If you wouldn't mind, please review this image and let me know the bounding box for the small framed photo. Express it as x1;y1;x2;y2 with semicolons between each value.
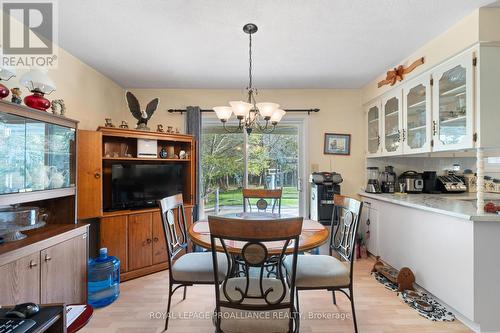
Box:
324;133;351;155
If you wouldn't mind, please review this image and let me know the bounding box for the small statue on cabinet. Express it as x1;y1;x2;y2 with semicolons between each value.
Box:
166;126;173;133
157;124;164;132
105;118;115;127
10;88;22;104
50;99;66;116
125;91;159;131
175;127;180;134
119;120;129;129
179;150;187;159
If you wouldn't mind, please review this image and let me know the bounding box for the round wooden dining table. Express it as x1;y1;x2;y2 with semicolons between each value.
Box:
188;212;329;255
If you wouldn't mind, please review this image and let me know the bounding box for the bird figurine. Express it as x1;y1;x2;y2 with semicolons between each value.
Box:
126;91;159;131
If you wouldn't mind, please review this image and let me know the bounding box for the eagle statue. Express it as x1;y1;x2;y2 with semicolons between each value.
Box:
126;91;159;131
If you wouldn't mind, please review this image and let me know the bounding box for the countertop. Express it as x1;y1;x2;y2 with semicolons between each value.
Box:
358;191;500;222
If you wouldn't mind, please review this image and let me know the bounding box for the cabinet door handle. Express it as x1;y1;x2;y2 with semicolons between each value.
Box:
44;255;52;262
432;120;437;136
94;172;101;179
29;260;38;268
153;237;159;242
402;129;406;142
397;130;401;142
146;238;152;244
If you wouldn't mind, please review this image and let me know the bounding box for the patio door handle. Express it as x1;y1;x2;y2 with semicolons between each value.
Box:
297;178;303;192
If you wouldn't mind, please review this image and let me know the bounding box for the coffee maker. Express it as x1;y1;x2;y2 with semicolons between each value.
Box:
365;167;381;193
380;166;396;193
310;172;343;224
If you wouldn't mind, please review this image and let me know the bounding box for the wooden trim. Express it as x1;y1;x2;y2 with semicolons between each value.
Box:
101;205;194;218
121;262;168;282
102;157;191;162
242;188;282;199
0;99;78;128
97;126;193;142
0;224;89;266
0;187;76;206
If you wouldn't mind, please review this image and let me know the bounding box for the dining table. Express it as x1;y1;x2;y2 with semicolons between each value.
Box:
188;212;329;255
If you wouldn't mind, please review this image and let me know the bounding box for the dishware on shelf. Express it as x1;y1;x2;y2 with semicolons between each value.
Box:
0;205;48;241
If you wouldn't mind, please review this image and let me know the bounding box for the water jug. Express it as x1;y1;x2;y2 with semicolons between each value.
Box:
88;248;120;308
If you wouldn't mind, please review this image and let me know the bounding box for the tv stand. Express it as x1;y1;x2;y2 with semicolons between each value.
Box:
77;127;196;281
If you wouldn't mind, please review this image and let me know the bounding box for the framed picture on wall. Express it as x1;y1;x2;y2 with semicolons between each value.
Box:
324;133;351;155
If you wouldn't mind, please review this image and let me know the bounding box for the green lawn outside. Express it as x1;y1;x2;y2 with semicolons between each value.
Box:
205;186;299;207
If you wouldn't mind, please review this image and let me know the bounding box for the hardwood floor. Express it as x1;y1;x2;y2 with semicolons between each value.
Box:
80;257;473;333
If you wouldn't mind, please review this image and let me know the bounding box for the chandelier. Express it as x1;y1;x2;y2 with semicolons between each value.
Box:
213;23;286;135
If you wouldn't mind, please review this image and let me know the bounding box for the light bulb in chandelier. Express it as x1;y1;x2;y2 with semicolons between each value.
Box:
229;101;252;119
213;106;233;122
270;109;286;124
256;102;279;120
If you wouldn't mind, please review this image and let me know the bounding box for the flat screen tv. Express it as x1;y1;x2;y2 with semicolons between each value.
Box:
109;163;184;210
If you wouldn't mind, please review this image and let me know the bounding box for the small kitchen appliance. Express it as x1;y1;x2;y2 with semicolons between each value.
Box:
398;171;424;193
365;167;381;193
437;172;467;193
380;166;396;193
422;171;441;194
310;172;343;224
137;139;157;158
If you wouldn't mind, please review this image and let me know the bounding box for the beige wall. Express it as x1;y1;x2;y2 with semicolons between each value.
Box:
361;10;480;103
126;89;364;196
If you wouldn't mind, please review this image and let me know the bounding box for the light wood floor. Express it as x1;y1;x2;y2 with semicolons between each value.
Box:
80;257;473;333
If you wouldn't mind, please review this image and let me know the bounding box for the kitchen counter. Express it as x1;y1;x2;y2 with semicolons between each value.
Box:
358;192;500;222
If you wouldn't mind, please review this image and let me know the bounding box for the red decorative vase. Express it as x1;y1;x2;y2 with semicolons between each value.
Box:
24;91;51;111
0;83;9;99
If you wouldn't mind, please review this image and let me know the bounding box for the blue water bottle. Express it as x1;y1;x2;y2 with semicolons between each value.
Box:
88;248;120;308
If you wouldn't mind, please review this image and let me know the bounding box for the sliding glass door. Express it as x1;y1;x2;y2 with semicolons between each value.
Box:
200;119;305;218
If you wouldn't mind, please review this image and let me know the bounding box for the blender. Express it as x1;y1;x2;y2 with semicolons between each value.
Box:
380;166;396;193
365;167;381;193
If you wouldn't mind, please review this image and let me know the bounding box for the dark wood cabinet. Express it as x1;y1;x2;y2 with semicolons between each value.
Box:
0;253;40;305
152;212;168;265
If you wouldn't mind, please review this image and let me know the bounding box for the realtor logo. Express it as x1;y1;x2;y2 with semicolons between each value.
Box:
1;0;58;67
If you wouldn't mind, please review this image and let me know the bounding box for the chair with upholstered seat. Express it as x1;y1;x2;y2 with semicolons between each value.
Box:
242;188;282;214
158;194;228;331
284;195;362;333
208;215;303;333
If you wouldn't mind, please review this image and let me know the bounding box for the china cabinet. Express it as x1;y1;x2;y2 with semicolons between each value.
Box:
402;75;432;154
366;101;382;157
431;51;474;152
381;90;403;155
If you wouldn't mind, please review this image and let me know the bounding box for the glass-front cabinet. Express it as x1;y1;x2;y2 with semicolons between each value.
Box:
366;101;381;156
0;108;76;196
432;51;474;151
403;76;432;154
382;91;403;155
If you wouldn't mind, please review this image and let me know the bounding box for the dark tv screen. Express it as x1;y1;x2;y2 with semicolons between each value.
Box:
109;163;183;210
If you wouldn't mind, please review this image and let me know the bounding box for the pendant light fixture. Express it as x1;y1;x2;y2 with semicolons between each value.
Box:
213;23;285;134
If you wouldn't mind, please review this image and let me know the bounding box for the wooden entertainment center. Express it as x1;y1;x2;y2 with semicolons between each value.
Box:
77;127;196;281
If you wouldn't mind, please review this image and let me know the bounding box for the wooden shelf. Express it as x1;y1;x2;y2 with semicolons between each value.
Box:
0;187;76;206
102;157;191;162
440;115;466;125
0;99;78;128
102;204;195;218
97;126;193;142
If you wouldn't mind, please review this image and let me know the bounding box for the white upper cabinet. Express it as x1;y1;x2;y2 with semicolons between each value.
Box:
431;51;475;152
381;90;403;156
402;75;432;154
366;101;382;157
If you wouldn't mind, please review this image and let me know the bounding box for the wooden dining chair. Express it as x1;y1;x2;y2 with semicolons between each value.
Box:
208;215;303;333
158;194;228;331
283;195;363;333
242;188;282;214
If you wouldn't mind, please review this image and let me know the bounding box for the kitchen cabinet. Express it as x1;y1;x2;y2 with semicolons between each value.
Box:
40;234;87;304
100;215;128;272
381;90;403;155
402;75;432;154
366;101;382;157
152;211;168;265
128;212;153;271
0;253;40;305
359;201;378;256
432;50;475;152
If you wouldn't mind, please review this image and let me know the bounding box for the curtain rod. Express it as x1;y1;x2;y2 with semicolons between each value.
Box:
167;108;320;115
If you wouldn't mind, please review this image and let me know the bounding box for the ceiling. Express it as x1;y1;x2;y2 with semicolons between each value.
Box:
58;0;498;89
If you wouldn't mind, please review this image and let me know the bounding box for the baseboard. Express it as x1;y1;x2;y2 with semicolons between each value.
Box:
121;262;169;282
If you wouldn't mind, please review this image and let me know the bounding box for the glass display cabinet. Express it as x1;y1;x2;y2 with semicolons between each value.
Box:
0;101;77;205
382;92;403;155
366;102;381;156
403;76;432;154
432;52;474;151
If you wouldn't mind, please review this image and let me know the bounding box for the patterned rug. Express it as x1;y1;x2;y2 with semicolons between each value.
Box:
373;272;455;322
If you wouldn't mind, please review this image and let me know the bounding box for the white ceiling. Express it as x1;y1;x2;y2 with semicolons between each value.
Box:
58;0;498;89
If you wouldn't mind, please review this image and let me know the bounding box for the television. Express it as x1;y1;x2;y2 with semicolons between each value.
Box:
108;163;184;210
